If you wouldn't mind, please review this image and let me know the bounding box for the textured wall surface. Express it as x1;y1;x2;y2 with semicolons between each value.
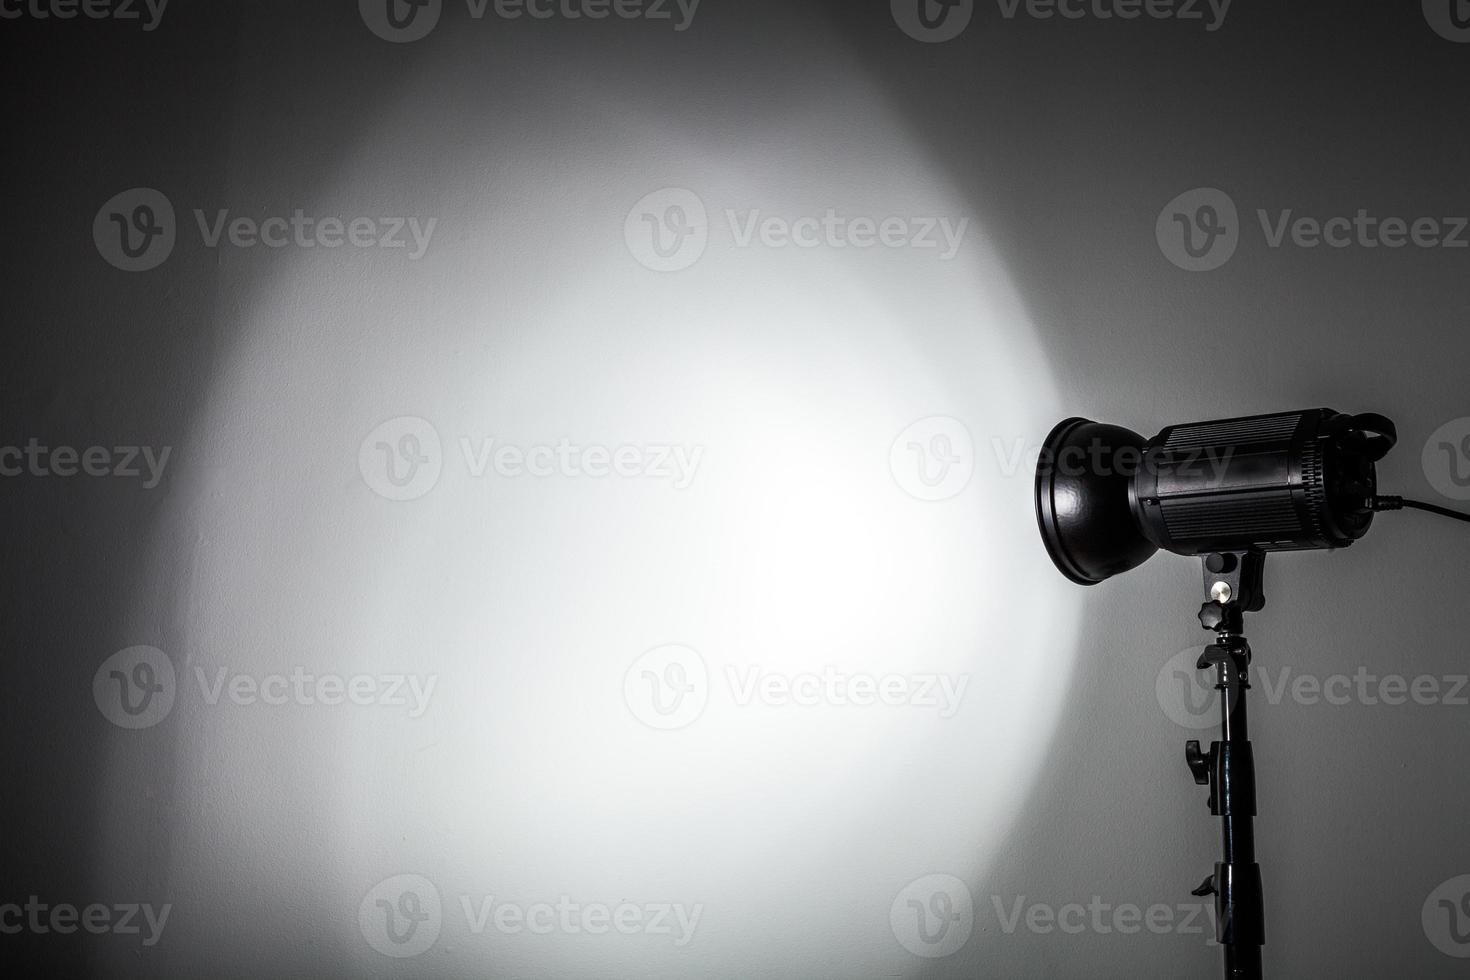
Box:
4;2;1470;978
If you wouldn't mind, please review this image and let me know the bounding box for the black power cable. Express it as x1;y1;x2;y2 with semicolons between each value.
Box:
1372;495;1470;525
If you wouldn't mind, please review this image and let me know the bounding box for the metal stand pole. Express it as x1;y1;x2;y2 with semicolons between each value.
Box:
1185;551;1267;979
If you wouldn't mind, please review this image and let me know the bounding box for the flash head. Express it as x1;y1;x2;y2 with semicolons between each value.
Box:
1035;409;1398;586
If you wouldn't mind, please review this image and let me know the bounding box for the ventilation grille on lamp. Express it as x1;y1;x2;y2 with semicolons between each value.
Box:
1163;414;1303;452
1161;494;1301;542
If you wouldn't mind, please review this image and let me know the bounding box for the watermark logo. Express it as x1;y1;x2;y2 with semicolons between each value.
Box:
96;650;436;724
1424;875;1470;957
93;646;176;730
625;189;970;272
891;874;974;958
624;644;709;730
460;437;702;487
94;188;176;272
360;0;443;42
1157;187;1238;272
460;894;702;944
893;0;1229;40
487;0;700;29
360;876;701;953
995;0;1230;30
1155;646;1233;730
625;647;970;730
725;210;967;259
360;417;443;502
193;210;436;258
890;416;975;502
0;439;171;488
1256;210;1470;251
1423;418;1470;502
360;874;442;958
360;418;705;501
725;666;968;717
194;667;437;717
891;0;974;43
997;434;1232;485
1424;0;1470;42
0;898;172;946
626;188;709;272
0;0;169;30
361;0;698;41
1161;190;1470;272
1158;646;1470;726
95;192;437;270
990;894;1216;942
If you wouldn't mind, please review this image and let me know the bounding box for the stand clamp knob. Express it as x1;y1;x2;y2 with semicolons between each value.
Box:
1185;740;1212;785
1198;600;1227;632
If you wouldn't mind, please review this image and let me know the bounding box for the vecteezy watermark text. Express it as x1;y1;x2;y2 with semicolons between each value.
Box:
891;0;1230;44
1158;187;1470;272
996;434;1234;481
993;0;1230;29
194;667;437;718
0;898;171;947
359;874;702;959
459;437;702;487
889;418;1235;503
989;894;1217;943
624;645;970;730
1157;646;1470;729
359;416;704;502
889;874;1219;960
0;439;170;488
625;188;970;272
94;188;437;272
359;0;700;43
0;0;168;30
93;647;439;729
725;666;968;717
475;0;699;28
460;895;701;945
194;210;436;260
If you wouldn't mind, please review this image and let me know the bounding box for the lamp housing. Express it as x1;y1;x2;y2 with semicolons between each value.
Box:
1034;409;1397;585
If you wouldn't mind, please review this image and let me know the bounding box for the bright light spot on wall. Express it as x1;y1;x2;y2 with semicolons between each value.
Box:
104;29;1082;978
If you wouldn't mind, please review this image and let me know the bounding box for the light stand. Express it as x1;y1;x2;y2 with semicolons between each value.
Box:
1029;410;1366;975
1034;408;1470;979
1185;550;1267;980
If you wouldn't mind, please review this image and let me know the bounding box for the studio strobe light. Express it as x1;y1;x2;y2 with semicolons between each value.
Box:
1035;408;1398;585
1034;408;1469;980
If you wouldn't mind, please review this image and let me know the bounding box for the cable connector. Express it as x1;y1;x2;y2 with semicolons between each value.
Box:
1373;495;1470;525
